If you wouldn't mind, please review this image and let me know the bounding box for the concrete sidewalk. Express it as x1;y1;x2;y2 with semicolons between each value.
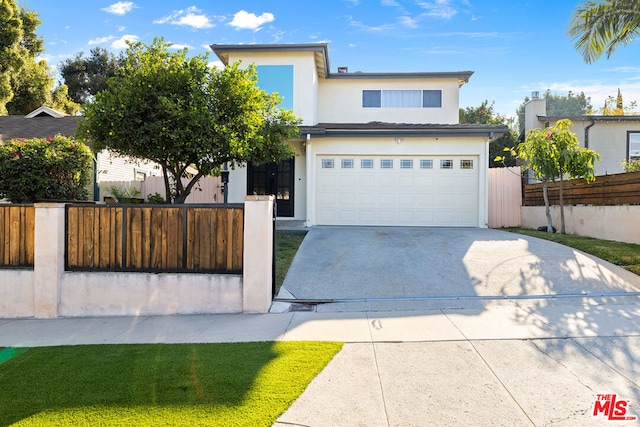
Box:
1;298;639;426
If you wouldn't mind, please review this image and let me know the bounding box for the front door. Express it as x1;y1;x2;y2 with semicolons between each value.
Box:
247;158;294;217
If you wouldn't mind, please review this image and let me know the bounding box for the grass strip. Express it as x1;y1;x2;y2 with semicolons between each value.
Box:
0;341;342;426
276;232;306;294
505;228;640;275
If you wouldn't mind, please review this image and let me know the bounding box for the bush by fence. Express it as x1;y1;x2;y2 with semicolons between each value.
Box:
524;171;640;206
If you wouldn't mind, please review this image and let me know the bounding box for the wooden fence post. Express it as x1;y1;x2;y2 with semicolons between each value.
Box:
242;195;274;313
33;203;66;318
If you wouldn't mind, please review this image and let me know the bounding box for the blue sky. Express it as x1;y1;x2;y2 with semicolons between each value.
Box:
25;0;640;120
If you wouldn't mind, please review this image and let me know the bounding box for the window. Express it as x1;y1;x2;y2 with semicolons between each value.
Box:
460;159;474;169
382;90;422;108
256;65;294;110
134;169;146;181
363;90;381;108
380;159;393;169
341;159;354;169
629;132;640;161
322;159;334;168
361;159;374;169
423;90;442;108
362;89;442;108
440;159;453;169
400;159;413;169
420;159;433;169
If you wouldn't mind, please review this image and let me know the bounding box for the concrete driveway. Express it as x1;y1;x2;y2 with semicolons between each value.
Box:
277;226;640;312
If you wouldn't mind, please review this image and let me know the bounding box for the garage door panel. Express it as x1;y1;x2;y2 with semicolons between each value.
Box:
316;155;478;226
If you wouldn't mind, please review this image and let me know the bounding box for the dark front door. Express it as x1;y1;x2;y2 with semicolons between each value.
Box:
247;158;294;217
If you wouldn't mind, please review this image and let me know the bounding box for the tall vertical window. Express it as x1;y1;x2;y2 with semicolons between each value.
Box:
629;132;640;161
256;65;294;110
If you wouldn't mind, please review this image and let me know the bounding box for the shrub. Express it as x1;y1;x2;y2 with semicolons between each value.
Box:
622;159;640;172
0;135;93;203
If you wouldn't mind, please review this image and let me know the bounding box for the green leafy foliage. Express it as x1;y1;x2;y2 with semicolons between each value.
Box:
622;158;640;172
79;38;301;203
0;0;78;115
516;90;592;131
60;47;121;105
517;119;600;233
569;0;640;63
0;135;93;203
459;100;517;167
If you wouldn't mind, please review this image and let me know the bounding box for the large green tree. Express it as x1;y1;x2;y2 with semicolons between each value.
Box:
0;0;77;115
516;90;592;131
79;38;301;204
0;135;93;203
460;100;517;167
60;47;121;104
517;119;600;234
569;0;640;63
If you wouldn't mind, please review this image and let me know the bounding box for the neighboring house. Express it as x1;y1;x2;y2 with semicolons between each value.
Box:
523;93;640;175
0;106;160;201
212;43;507;227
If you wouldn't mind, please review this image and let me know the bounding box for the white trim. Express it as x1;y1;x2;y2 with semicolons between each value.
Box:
25;106;69;119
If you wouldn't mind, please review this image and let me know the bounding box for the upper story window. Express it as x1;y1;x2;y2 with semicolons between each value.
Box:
362;90;442;108
629;132;640;161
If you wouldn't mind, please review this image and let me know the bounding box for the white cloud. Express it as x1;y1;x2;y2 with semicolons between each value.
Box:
111;34;139;49
209;60;224;69
399;16;419;28
89;35;116;45
168;43;193;50
102;1;136;16
346;15;394;32
417;0;459;19
154;6;214;29
117;25;126;32
229;10;275;31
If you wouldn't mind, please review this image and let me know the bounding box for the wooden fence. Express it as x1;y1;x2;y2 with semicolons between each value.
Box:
66;204;243;273
0;205;34;268
488;166;522;228
524;171;640;206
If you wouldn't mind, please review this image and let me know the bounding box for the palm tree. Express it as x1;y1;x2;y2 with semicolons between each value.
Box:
568;0;640;63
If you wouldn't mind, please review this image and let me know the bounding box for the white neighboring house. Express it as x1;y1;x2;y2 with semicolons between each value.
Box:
211;43;507;227
523;93;640;175
0;106;161;201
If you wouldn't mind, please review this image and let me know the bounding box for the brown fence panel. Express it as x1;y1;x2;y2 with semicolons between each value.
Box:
524;171;640;206
0;205;34;268
66;204;243;273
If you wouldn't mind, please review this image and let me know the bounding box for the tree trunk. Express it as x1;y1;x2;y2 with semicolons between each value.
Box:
558;175;565;234
174;172;205;204
542;181;553;232
162;165;173;203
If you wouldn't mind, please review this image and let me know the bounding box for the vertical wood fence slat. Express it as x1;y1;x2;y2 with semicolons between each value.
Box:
64;204;242;273
0;206;35;268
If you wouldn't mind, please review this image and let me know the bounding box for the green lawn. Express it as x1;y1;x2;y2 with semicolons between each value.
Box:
0;341;342;426
505;228;640;275
275;232;306;294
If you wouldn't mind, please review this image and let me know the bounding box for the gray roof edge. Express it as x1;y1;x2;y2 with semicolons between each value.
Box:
327;71;474;81
211;43;329;61
300;124;507;138
539;115;640;122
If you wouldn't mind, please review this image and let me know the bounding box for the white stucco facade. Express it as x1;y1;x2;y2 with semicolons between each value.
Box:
212;43;505;227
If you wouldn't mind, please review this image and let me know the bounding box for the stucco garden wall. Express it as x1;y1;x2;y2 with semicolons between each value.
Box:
521;205;640;244
0;196;275;318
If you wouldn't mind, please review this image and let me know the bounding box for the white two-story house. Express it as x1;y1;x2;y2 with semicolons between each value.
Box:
211;43;507;227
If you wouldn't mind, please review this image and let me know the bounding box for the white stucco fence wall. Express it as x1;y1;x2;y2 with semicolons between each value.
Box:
521;205;640;244
0;196;275;318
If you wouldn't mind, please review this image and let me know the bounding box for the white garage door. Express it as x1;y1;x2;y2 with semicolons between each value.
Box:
316;156;479;226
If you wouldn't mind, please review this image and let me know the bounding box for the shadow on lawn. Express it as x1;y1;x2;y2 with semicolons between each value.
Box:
0;342;279;425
